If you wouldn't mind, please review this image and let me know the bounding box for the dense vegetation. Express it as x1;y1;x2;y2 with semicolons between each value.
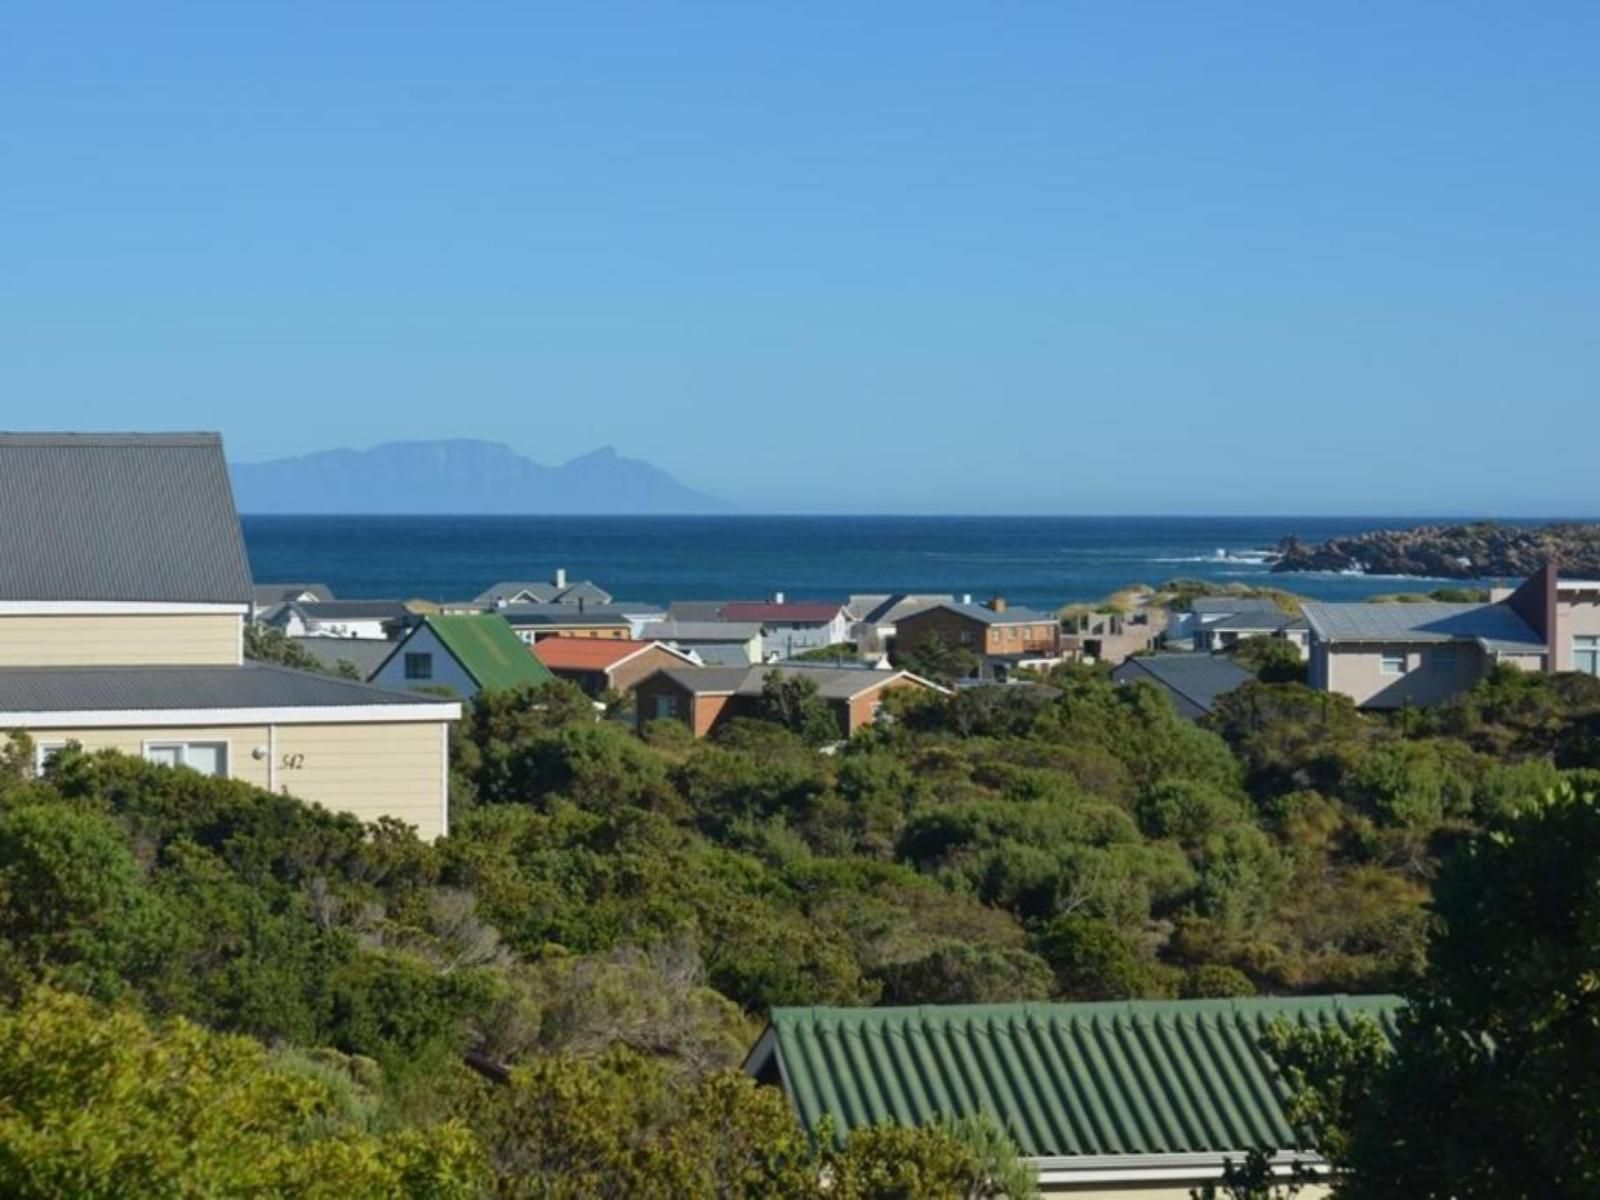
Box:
2;659;1599;1192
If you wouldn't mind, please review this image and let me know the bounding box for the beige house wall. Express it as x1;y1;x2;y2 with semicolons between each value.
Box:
274;722;447;840
31;724;272;789
1556;591;1600;672
1325;641;1489;708
30;718;449;841
0;613;241;666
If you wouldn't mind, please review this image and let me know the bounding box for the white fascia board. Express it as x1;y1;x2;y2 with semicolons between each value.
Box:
1030;1150;1325;1186
1;703;462;729
0;601;250;615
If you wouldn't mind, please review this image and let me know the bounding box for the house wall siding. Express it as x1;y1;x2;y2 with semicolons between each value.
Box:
31;718;449;840
369;626;479;698
1557;591;1600;673
0;613;242;666
609;646;694;693
1326;642;1488;708
273;721;448;840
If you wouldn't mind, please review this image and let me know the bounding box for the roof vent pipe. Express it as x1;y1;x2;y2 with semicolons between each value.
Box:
554;567;567;589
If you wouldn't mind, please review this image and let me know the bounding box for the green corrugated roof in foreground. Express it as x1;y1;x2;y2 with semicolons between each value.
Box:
753;996;1402;1157
425;614;554;690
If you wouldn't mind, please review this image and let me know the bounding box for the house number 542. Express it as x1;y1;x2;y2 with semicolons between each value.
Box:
280;753;306;770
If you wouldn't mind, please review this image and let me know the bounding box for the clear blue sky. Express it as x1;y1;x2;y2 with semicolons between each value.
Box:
2;3;1596;514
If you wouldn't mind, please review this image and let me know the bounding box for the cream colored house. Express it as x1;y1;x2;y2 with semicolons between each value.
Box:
0;432;459;839
1304;563;1600;709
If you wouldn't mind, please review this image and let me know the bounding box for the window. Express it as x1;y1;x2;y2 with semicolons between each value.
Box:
654;693;679;719
144;741;228;778
1576;635;1600;677
34;741;67;775
1432;645;1460;673
405;652;433;680
1380;650;1408;676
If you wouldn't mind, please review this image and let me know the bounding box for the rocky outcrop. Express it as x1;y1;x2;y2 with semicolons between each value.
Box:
1271;523;1600;579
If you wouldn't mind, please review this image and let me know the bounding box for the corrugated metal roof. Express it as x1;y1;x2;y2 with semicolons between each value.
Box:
0;432;253;603
1301;601;1545;651
534;637;660;671
0;663;444;712
750;996;1402;1158
497;603;634;626
424;615;554;690
293;601;412;621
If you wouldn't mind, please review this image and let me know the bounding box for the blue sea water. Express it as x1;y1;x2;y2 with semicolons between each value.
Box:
240;515;1525;611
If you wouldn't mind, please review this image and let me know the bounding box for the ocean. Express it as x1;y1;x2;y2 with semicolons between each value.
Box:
240;515;1518;611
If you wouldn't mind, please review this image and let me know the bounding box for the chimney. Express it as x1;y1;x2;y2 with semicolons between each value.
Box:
772;591;785;605
961;593;973;605
988;596;1007;613
554;567;567;589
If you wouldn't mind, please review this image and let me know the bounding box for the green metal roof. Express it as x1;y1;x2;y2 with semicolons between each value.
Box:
748;996;1402;1158
424;614;554;690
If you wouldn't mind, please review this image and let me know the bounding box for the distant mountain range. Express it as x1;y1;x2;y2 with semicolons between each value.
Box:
229;440;727;514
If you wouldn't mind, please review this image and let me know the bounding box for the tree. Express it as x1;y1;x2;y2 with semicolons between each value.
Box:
1327;782;1600;1197
1227;636;1307;684
897;633;979;686
243;623;360;678
0;987;482;1198
758;671;844;746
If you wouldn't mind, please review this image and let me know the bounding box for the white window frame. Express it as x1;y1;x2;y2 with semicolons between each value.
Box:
1379;649;1408;677
141;740;231;779
1575;635;1600;677
33;740;69;775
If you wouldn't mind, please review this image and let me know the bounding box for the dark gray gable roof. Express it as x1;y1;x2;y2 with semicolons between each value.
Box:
1191;596;1284;615
293;600;412;621
474;581;559;605
1207;610;1296;633
1113;653;1254;716
922;602;1059;626
0;432;253;604
0;663;445;712
287;637;396;679
497;603;633;626
551;581;613;606
253;582;334;606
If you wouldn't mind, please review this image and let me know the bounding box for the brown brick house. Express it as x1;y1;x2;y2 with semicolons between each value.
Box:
634;664;946;739
532;637;697;698
893;599;1062;659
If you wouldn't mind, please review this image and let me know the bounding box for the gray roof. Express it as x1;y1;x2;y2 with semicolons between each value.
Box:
682;643;756;667
475;579;615;607
667;600;739;622
290;600;412;622
656;663;921;701
1207;610;1297;633
287;637;396;679
474;581;559;605
853;593;954;626
1190;596;1285;615
253;583;334;607
1112;654;1254;718
0;432;253;604
497;603;633;626
919;602;1058;627
637;620;763;642
0;663;447;713
1301;601;1546;653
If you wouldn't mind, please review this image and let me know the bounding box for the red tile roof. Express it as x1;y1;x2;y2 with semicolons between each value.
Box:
720;602;844;624
532;638;657;671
